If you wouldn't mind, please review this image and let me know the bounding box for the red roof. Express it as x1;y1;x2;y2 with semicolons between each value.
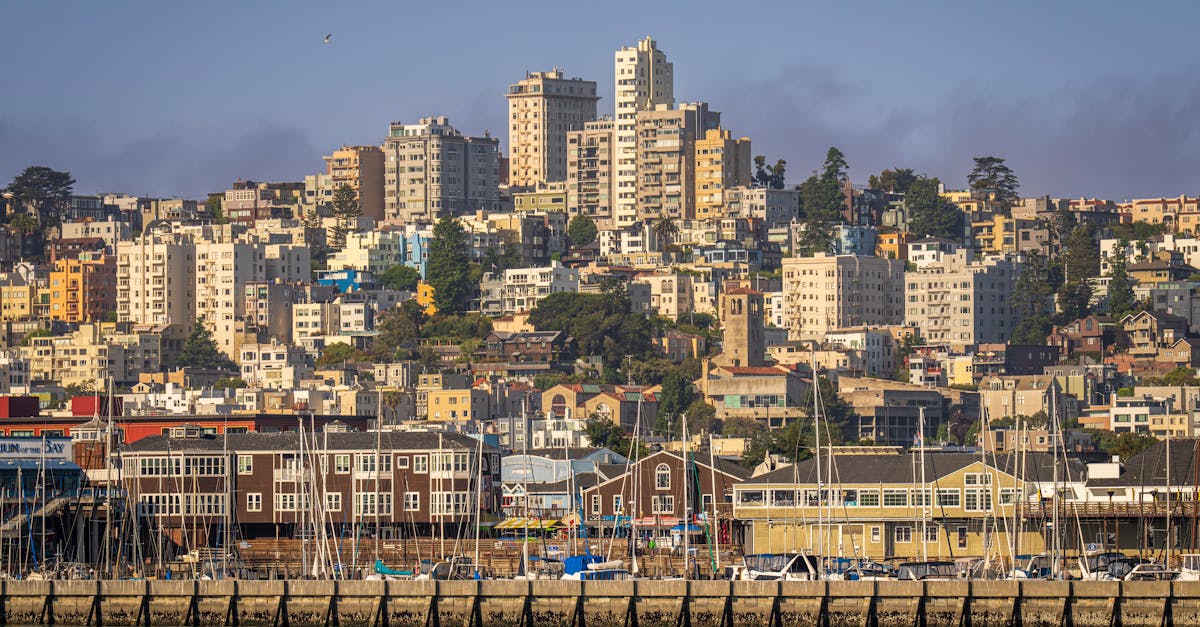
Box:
724;287;762;296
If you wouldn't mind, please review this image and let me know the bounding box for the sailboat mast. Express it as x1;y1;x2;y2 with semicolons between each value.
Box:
682;410;689;579
919;405;927;562
375;395;383;564
812;351;823;558
708;434;720;573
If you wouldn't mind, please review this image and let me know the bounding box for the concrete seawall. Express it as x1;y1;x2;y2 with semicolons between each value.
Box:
0;579;1196;626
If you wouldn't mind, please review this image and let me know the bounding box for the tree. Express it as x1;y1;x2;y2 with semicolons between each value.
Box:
1058;224;1099;321
567;214;598;248
528;291;653;372
380;264;420;292
214;377;248;390
656;371;696;434
1085;430;1157;461
1106;247;1139;319
868;168;918;194
369;301;425;362
177;320;236;371
650;215;679;253
795;147;849;256
686;399;718;434
206;195;226;224
585;419;645;459
905;176;963;239
967;156;1020;212
329;184;360;251
5;166;74;227
753;155;787;189
1144;366;1200;387
426;217;473;315
316;342;358;367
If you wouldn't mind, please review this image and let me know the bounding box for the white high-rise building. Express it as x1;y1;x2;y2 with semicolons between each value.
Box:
116;227;196;327
506;69;598;188
904;249;1016;349
195;241;266;358
614;37;674;227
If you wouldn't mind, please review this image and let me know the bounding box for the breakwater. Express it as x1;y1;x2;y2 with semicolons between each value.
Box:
1;579;1197;626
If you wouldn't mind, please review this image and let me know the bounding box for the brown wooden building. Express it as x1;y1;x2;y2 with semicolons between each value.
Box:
579;450;749;539
119;427;500;549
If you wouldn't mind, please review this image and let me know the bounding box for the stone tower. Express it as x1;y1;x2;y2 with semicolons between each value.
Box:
719;287;764;367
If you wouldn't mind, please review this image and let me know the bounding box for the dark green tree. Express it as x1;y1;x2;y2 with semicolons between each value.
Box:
5;166;74;227
1058;224;1099;321
868;168;918;194
753;155;787;189
967;156;1020;212
905;176;963;239
567;214;598;248
427;217;473;315
369;301;425;362
380;264;420;292
795;147;849;256
316;342;358;367
528;291;653;372
1106;246;1139;319
1144;366;1200;387
329;184;360;251
177;320;236;371
650;215;679;253
685;399;718;434
656;371;696;434
205;195;226;224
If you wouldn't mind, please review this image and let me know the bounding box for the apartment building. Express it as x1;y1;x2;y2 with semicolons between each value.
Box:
635;102;720;221
904;249;1015;348
725;186;802;226
694;129;751;221
614;37;674;227
566;117;617;229
60;218;132;252
322;145;385;220
781;254;905;340
631;272;693;321
381;116;500;224
478;261;579;316
222;181;301;224
116;228;196;328
506;69;599;187
48;252;115;323
326;230;404;274
26;323;161;387
195;241;266;358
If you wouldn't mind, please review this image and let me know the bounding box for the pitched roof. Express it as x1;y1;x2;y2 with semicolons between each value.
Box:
122;431;499;454
746;451;1080;486
1087;439;1200;488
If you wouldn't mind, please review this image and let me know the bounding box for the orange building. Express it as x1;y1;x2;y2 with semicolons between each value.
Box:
49;251;116;323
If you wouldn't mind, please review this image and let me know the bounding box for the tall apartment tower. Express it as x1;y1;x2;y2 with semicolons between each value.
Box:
382;116;501;224
566;117;617;229
615;37;674;227
781;253;906;340
635;102;720;221
506;69;599;188
695;129;752;221
116;227;197;327
323;145;385;220
718;287;765;367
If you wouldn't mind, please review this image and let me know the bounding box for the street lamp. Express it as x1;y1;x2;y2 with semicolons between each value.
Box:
1;192;13;218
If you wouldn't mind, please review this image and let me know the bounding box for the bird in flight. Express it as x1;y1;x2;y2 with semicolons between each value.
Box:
323;34;332;44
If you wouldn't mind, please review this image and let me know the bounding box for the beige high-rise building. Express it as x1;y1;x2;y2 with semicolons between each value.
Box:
195;241;266;358
635;103;720;221
615;37;674;227
116;227;196;327
323;145;385;220
566;117;616;229
382;116;501;224
506;69;598;188
695;129;752;221
904;249;1015;349
781;253;905;340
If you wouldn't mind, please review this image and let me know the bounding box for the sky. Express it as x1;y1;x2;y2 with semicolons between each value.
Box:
2;1;1199;201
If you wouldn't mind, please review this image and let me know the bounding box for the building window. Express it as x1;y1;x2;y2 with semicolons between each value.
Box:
936;489;961;508
414;455;428;473
405;492;420;511
335;455;350;474
859;490;880;507
652;495;674;514
247;493;262;512
925;526;938;543
397;455;409;470
591;495;601;515
326;492;342;512
965;488;993;512
883;489;908;507
655;463;671;490
238;455;253;475
871;526;881;543
613;495;624;514
895;526;912;543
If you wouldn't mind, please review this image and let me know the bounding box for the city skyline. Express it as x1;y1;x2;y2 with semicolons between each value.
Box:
2;1;1199;200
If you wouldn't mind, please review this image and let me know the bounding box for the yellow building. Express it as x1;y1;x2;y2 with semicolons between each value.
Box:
416;281;438;316
694;128;751;221
49;252;116;323
0;278;36;322
734;449;1058;561
1118;196;1200;230
426;388;490;422
511;181;568;213
875;231;911;260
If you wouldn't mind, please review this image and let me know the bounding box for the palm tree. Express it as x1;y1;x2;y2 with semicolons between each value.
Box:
650;215;679;254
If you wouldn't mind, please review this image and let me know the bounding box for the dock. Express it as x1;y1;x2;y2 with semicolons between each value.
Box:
3;579;1199;626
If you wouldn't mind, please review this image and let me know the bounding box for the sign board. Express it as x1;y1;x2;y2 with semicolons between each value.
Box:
0;437;71;461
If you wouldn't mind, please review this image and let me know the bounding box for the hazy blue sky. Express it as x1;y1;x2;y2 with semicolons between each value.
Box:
2;1;1198;201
